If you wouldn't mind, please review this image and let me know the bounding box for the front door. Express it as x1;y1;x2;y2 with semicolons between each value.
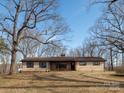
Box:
71;62;75;70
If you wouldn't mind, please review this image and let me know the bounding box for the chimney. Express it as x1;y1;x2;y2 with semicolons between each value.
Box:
61;53;65;57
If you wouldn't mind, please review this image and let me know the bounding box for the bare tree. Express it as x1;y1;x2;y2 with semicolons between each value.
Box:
18;17;69;58
18;38;67;58
0;37;10;74
40;43;67;57
0;0;61;74
68;39;106;57
91;0;124;63
89;0;124;70
0;37;7;52
0;53;10;74
18;38;40;58
90;0;118;8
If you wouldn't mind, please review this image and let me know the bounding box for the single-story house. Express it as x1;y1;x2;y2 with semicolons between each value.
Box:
21;57;105;72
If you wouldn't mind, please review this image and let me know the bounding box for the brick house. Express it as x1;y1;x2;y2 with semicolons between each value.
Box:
21;57;105;72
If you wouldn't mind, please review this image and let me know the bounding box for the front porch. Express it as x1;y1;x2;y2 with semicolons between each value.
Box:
49;62;75;71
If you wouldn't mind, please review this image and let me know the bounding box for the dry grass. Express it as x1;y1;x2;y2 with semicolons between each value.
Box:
0;87;123;93
81;71;124;81
115;65;124;75
0;71;123;93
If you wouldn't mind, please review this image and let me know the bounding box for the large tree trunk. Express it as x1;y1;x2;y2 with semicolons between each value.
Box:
110;48;113;71
9;44;17;75
122;52;124;65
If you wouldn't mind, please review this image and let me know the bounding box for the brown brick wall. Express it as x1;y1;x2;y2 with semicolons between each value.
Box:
76;62;104;71
22;62;49;72
22;61;104;72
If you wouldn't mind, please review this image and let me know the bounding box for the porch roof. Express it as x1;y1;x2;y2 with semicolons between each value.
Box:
21;57;105;62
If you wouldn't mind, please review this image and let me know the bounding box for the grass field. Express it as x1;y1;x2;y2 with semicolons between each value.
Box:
0;71;123;93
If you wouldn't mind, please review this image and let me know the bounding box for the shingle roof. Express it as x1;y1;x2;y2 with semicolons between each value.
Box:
21;57;105;62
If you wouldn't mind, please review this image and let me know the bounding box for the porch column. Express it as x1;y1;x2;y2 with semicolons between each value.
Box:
46;62;50;72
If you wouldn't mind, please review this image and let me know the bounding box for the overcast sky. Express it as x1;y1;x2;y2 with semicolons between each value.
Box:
58;0;103;49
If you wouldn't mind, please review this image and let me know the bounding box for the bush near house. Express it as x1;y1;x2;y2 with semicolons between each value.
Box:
115;65;124;75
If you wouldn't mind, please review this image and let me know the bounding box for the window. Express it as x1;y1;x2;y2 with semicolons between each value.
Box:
79;62;87;66
39;62;46;68
27;62;34;68
93;62;100;65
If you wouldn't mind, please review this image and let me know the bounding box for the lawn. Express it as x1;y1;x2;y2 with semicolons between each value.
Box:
0;71;123;93
81;71;124;81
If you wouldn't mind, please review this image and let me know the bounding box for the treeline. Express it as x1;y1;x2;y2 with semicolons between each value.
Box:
90;0;124;71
